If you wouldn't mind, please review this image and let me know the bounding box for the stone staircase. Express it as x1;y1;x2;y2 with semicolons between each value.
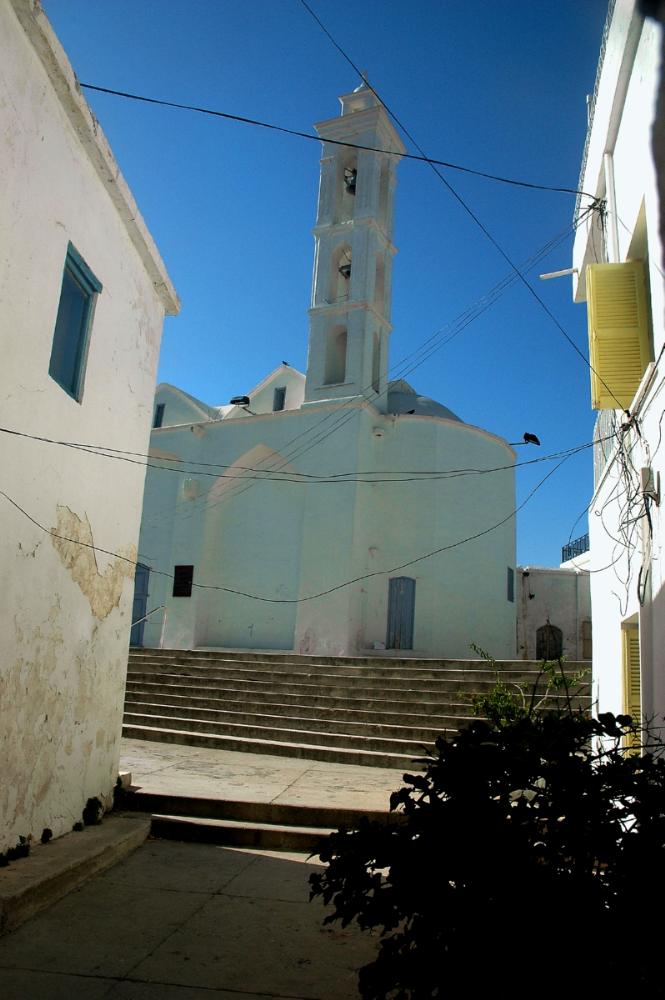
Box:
123;648;591;770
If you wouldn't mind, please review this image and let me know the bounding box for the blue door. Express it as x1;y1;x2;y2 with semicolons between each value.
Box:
130;563;151;647
387;577;416;650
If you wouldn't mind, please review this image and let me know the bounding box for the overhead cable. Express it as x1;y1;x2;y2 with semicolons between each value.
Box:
79;81;593;198
297;0;623;411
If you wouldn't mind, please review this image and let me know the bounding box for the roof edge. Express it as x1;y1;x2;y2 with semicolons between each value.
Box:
10;0;180;316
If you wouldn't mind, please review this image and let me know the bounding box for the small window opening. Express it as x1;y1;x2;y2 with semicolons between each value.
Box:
49;242;102;401
507;567;515;603
374;257;385;314
153;403;166;428
173;565;194;597
372;332;380;393
378;160;390;226
273;386;287;411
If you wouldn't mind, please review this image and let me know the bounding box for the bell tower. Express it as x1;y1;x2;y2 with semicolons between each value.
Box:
303;81;406;411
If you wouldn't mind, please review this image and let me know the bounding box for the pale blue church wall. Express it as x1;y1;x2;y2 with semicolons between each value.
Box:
139;401;365;651
344;409;516;659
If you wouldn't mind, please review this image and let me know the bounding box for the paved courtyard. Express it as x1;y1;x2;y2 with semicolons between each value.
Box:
0;838;376;999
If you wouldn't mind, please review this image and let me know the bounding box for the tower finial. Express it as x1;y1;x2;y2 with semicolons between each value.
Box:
353;70;370;92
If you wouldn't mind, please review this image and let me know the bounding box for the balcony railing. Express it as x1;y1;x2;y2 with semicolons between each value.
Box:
561;533;590;563
574;0;617;223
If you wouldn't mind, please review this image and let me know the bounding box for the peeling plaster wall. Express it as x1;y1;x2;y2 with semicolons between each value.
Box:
0;1;174;851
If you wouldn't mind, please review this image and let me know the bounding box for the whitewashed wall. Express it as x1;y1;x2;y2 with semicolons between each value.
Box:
572;3;664;720
0;0;177;852
140;398;516;659
515;567;591;662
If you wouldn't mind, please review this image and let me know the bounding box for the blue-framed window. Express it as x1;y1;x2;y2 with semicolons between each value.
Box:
49;243;102;401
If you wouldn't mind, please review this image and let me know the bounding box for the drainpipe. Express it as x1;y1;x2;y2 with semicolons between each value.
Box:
603;152;620;263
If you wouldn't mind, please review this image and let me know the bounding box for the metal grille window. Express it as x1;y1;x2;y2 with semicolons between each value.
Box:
173;565;194;597
153;403;166;428
49;243;102;401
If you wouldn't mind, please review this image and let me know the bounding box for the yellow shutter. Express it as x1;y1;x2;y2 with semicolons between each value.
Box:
586;262;651;410
622;624;641;749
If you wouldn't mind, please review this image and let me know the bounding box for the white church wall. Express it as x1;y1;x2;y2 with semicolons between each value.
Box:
516;567;591;662
136;81;516;664
244;366;306;415
350;411;516;658
153;384;217;428
139;400;517;659
0;0;177;852
141;402;364;652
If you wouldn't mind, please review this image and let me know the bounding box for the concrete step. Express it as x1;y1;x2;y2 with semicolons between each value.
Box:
124;689;469;726
127;656;586;686
130;648;591;673
119;790;401;830
125;676;590;712
124;649;591;768
0;815;150;936
121;722;428;769
123;699;463;740
150;814;334;852
127;671;588;703
122;710;434;756
119;789;403;852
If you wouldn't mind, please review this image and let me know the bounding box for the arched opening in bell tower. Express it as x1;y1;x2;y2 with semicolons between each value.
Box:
324;325;348;385
330;244;352;303
334;156;357;224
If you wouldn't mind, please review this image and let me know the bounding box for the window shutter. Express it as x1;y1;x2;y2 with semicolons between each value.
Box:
622;624;641;748
586;262;651;410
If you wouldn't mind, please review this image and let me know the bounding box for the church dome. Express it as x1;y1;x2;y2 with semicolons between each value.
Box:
386;379;462;421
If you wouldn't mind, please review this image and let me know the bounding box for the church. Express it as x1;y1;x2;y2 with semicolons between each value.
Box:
135;82;517;659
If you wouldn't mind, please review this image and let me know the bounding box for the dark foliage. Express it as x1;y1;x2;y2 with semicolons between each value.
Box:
310;711;665;997
0;835;30;867
82;796;103;826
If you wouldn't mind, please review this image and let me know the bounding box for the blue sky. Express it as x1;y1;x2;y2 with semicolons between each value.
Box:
44;0;609;567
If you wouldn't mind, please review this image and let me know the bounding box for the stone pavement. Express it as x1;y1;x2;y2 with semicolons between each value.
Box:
120;737;408;812
0;839;377;999
0;739;410;999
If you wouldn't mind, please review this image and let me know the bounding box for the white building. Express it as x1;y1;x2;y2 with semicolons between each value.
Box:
572;0;664;723
137;83;517;660
0;0;179;853
516;563;592;663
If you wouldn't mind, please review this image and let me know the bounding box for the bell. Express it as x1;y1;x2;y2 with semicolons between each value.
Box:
338;263;351;279
344;167;357;194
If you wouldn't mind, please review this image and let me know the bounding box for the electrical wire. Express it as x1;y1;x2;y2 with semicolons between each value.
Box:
0;448;571;605
79;82;594;199
297;0;624;411
143;205;598;528
0;424;608;484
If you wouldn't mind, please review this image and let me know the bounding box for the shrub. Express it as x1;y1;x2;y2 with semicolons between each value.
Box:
310;710;665;996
